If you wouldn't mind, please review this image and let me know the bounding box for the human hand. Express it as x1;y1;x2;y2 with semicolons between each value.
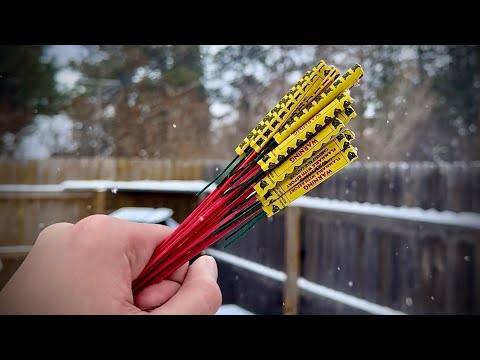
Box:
0;214;222;315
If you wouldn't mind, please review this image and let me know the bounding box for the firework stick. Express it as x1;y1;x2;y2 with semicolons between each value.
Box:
261;114;346;172
142;177;252;266
257;93;354;170
134;205;264;292
283;66;340;126
258;133;355;205
139;157;259;274
135;157;258;284
235;60;329;155
284;128;355;182
261;141;354;205
274;64;363;144
133;196;259;292
249;64;335;153
250;65;340;148
135;173;260;290
234;60;329;156
135;61;364;292
255;127;356;197
261;148;358;216
271;66;341;140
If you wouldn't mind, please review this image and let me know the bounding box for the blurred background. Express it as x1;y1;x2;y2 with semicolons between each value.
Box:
0;45;479;314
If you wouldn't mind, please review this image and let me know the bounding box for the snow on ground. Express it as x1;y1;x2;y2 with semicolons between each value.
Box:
215;304;254;315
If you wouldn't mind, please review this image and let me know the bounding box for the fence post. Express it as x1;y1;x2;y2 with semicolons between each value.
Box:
94;189;107;214
283;206;301;315
475;245;480;315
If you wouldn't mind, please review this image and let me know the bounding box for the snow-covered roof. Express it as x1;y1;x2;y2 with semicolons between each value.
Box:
215;304;254;315
109;207;174;223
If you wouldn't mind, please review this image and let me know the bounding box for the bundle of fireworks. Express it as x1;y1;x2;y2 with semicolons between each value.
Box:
132;60;364;294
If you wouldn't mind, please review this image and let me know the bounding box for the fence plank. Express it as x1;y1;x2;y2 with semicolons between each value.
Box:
283;207;301;315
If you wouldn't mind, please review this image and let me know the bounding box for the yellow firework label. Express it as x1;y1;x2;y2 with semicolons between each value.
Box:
261;148;358;216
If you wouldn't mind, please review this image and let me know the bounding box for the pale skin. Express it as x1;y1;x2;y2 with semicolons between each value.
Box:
0;214;222;315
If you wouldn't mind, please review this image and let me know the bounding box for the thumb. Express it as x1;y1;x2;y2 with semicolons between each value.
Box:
148;256;222;315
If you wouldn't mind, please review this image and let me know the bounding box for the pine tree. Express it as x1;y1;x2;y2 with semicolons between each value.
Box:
67;45;210;158
0;45;61;153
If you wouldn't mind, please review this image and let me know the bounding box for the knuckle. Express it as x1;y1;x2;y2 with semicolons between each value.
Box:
36;223;71;244
69;214;116;245
74;214;112;233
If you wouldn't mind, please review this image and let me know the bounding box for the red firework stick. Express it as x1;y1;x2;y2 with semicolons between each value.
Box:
133;198;261;293
133;181;255;290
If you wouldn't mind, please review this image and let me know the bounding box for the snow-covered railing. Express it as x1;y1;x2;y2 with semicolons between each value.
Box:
206;248;406;315
292;196;480;230
0;180;215;194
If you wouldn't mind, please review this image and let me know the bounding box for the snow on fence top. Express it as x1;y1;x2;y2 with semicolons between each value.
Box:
0;180;216;194
61;180;216;193
292;196;480;230
1;180;479;229
0;184;65;192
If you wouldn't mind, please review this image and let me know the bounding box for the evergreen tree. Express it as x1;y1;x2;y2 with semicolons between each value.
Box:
67;45;210;158
0;45;61;152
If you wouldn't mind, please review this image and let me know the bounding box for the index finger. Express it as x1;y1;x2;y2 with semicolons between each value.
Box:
72;215;175;279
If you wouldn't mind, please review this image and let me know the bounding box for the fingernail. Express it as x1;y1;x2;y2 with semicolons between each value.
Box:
204;256;218;280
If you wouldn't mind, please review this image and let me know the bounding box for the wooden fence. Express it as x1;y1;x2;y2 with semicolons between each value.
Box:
0;183;202;290
1;157;479;314
1;157;479;212
1;182;478;315
204;160;480;213
0;157;205;184
210;203;480;315
0;187;200;248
